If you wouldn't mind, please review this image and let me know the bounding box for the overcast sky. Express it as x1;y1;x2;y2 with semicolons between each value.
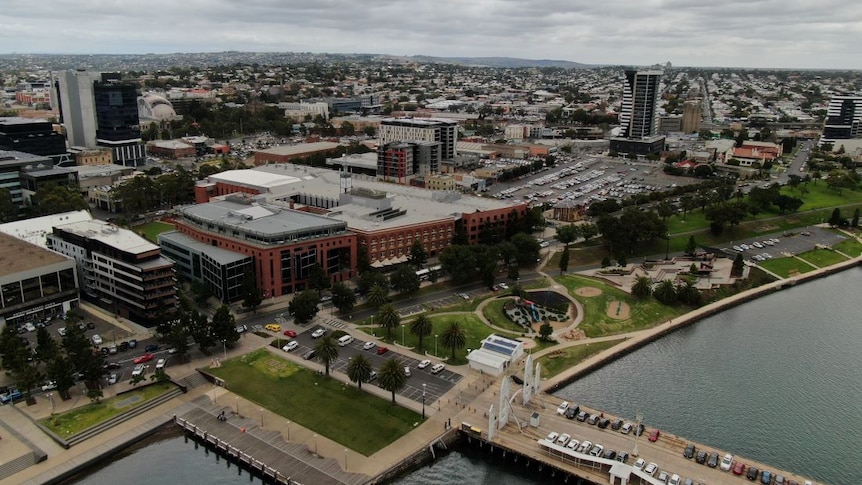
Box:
2;0;860;69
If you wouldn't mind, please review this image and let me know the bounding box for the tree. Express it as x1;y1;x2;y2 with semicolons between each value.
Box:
558;250;570;274
330;282;356;314
439;245;477;284
186;308;215;352
685;236;697;256
346;354;372;388
601;255;611;268
390;265;420;295
288;290;320;324
580;223;599;242
853;208;860;228
308;263;331;297
828;208;843;227
653;280;678;305
358;270;387;294
0;187;17;222
240;271;263;313
677;280;702;306
408;241;427;269
314;335;339;376
510;232;540;265
539;322;553;341
732;253;744;276
28;184;88;216
441;321;466;360
378;358;407;404
631;276;653;299
555;224;580;247
211;304;239;346
366;283;390;309
164;321;191;357
409;314;433;352
656;199;676;221
376;304;400;341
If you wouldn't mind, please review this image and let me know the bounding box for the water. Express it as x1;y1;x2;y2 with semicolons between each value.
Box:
554;267;862;485
71;269;862;485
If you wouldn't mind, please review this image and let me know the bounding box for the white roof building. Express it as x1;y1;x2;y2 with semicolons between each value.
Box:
467;334;525;376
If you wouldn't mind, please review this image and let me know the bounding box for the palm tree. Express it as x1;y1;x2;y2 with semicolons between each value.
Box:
366;283;389;309
314;335;339;376
376;304;400;341
441;321;466;360
631;276;653;300
409;314;433;352
346;354;372;389
653;280;678;305
378;358;406;404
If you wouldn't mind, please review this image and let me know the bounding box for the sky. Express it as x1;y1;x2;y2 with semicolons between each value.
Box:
2;0;861;69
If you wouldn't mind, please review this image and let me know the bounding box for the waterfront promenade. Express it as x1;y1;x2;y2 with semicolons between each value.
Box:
1;247;855;483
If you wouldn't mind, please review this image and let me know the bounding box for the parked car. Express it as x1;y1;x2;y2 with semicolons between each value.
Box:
366;370;378;382
602;449;617;460
302;349;316;360
128;339;137;348
657;471;669;483
761;470;773;484
417;359;431;369
91;334;103;345
616;451;629;463
747;466;760;481
774;474;786;485
707;452;720;468
577;440;592;454
134;353;154;364
586;414;600;425
546;431;559;442
145;344;159;353
556;401;569;415
556;433;570;446
57;327;67;336
376;346;389;355
265;323;281;332
733;462;746;475
283;330;297;337
695;450;708;464
644;462;658;476
620;422;632;434
577;411;589;422
668;474;681;485
131;364;145;377
633;458;646;470
311;327;326;339
720;453;734;471
430;363;445;374
403;366;411;377
41;381;57;391
598;418;611;429
589;444;604;457
282;341;299;352
648;429;660;442
684;443;695;459
363;341;377;351
108;373;118;385
565;439;579;451
611;418;623;430
564;407;578;419
119;341;129;352
155;358;167;370
235;325;247;333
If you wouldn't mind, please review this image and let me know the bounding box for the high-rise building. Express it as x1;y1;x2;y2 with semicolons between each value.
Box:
55;70;146;167
0;118;70;164
377;118;456;182
611;70;666;156
820;95;862;146
682;100;702;133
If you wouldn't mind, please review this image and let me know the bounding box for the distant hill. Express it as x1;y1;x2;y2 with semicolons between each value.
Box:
405;55;590;69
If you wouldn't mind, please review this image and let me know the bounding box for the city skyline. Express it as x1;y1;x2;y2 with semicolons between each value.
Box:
1;0;861;70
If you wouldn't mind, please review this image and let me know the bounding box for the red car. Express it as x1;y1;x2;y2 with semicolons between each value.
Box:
376;346;389;355
732;461;746;475
283;330;297;338
134;353;154;364
648;429;660;442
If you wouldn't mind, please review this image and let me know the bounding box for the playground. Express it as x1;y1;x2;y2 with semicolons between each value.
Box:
503;290;572;331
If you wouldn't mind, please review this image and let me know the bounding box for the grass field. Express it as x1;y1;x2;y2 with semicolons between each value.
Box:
41;383;175;438
796;248;848;268
538;339;625;378
554;274;687;338
481;298;530;334
134;221;175;242
758;257;816;278
833;238;862;257
783;184;862;211
208;350;419;456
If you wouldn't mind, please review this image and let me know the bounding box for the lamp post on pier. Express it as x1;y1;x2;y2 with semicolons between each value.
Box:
633;412;644;457
422;383;426;419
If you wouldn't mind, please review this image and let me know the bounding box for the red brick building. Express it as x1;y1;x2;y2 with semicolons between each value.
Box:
253;142;341;166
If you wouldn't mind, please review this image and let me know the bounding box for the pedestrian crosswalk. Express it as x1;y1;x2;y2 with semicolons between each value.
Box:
323;318;346;329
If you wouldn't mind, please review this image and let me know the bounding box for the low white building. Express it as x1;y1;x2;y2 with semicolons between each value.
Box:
467;334;525;376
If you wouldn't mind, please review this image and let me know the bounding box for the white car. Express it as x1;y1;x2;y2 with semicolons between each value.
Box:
577;440;592;454
108;373;118;385
720;453;734;471
668;474;681;485
282;340;299;352
589;444;604;457
556;401;569;415
565;439;580;451
732;245;743;252
311;328;326;339
91;334;103;345
363;341;376;351
644;462;658;476
131;364;145;377
430;363;445;374
752;241;764;248
57;327;66;336
621;422;633;434
417;359;431;369
41;381;57;391
556;433;571;446
546;431;559;442
155;358;166;370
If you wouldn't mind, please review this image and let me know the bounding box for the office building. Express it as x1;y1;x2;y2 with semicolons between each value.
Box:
820;95;862;146
0;232;79;330
611;70;665;156
55;70;147;167
682;100;702;133
47;220;177;326
158;231;253;303
0;150;56;208
0;117;69;164
377;118;457;181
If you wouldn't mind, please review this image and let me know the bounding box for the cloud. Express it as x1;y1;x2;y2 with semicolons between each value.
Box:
0;0;860;68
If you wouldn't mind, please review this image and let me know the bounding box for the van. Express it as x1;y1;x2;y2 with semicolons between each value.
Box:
338;335;355;347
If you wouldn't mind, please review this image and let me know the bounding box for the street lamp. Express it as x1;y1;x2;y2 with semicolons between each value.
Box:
286;420;291;440
260;408;264;428
235;397;239;415
665;234;670;260
212;385;217;404
313;434;318;455
633;412;644;457
344;448;348;470
222;339;227;361
422;383;426;419
401;324;405;345
46;393;54;414
435;334;439;357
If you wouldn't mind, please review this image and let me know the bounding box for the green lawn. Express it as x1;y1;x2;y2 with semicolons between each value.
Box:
481;298;531;334
758;257;816;278
208;350;419;456
796;248;848;268
134;221;175;243
783;184;862;211
537;339;625;378
360;313;520;365
554;274;687;337
833;237;862;257
41;383;176;438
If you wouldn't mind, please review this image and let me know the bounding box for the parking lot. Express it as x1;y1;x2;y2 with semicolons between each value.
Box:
272;323;462;405
720;226;848;263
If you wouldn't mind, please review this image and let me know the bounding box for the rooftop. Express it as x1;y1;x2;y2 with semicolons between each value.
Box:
205;170;302;190
181;198;346;238
54;220;160;255
0;210;93;248
0;150;52;167
0;232;72;279
255;142;340;157
159;231;250;265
